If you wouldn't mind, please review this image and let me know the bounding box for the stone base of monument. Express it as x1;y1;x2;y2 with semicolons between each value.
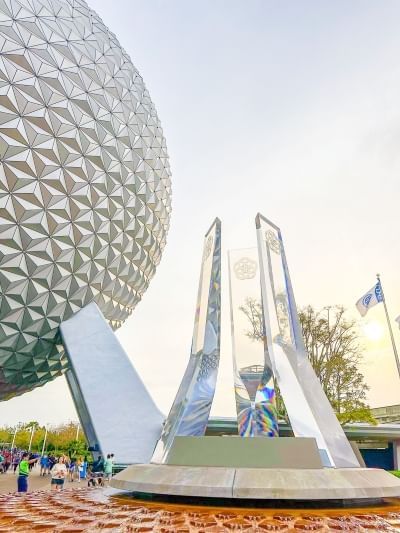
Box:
110;437;400;502
111;464;400;501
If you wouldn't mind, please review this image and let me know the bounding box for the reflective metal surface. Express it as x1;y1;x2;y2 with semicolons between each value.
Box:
228;248;278;437
152;219;221;463
61;302;164;464
0;0;172;400
256;213;359;468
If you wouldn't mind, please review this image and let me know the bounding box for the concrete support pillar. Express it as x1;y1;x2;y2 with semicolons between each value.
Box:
393;440;400;470
60;302;164;464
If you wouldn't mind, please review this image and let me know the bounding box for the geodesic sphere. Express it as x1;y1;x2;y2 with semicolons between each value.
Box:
0;0;172;399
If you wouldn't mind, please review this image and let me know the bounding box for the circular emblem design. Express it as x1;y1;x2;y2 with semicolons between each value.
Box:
363;294;372;307
265;230;281;254
275;293;291;344
234;257;258;280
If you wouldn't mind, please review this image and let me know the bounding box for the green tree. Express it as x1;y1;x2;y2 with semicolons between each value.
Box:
4;422;88;454
299;305;375;425
66;439;87;460
240;300;375;425
24;421;40;430
0;428;12;446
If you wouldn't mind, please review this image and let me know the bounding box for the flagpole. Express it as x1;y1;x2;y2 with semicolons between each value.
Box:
11;428;17;450
28;426;35;452
377;273;400;378
41;426;48;457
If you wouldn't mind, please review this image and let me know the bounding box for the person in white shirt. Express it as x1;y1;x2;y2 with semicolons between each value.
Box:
51;456;67;491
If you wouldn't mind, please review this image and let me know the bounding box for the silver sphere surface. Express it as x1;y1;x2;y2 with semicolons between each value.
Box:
0;0;172;399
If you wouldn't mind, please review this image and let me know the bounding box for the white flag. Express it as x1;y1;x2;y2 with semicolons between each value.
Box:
356;281;383;317
395;316;400;330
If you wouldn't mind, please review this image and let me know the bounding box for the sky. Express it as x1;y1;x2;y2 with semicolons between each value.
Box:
1;0;400;426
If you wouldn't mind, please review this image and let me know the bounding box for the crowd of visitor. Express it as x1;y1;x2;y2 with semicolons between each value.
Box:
0;447;114;492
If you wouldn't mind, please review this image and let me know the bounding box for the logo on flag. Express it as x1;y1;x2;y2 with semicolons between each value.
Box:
356;282;384;317
395;316;400;330
362;294;372;307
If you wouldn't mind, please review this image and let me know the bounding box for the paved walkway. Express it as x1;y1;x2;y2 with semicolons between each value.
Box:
0;466;86;493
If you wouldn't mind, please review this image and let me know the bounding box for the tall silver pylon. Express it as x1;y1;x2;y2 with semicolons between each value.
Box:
256;213;359;468
152;218;222;463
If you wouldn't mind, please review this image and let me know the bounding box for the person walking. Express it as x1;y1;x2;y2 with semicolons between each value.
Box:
17;453;39;492
40;454;49;476
28;452;36;471
78;456;87;481
51;456;67;491
68;458;75;482
75;457;83;483
104;454;113;483
12;453;20;474
48;454;56;472
3;451;10;473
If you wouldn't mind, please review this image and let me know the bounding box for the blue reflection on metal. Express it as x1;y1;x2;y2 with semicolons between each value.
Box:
236;366;278;437
152;219;222;463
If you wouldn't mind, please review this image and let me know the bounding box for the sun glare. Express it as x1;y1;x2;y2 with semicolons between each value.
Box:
362;321;384;341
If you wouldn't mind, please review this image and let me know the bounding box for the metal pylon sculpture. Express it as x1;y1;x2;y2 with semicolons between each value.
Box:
255;213;359;468
228;248;279;437
152;218;222;463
